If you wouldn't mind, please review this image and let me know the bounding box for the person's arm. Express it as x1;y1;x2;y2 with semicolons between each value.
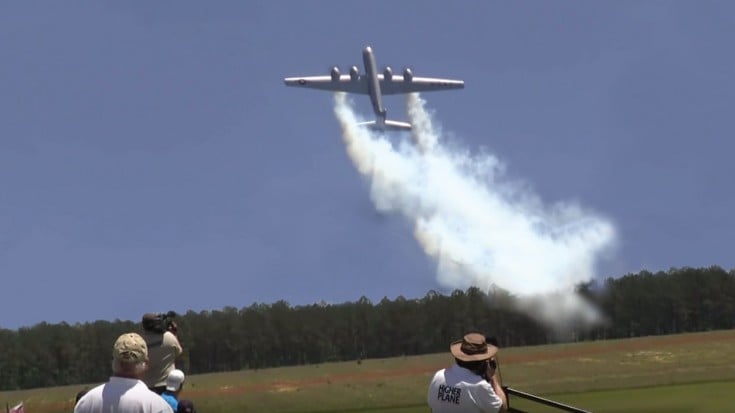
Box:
484;361;507;413
165;331;183;356
173;335;182;356
486;372;507;413
426;371;439;412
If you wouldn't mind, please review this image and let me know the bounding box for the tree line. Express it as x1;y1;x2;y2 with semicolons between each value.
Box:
1;265;734;390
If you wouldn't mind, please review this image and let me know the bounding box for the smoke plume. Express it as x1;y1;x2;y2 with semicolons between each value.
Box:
333;92;616;332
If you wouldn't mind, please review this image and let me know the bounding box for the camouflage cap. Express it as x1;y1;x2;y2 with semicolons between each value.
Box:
113;333;148;363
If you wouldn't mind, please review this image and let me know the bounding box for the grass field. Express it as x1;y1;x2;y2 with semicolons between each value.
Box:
357;381;735;413
2;330;734;412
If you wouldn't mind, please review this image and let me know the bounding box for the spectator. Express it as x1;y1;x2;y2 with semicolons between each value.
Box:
141;312;183;393
427;332;507;413
74;332;173;413
176;400;197;413
160;369;185;411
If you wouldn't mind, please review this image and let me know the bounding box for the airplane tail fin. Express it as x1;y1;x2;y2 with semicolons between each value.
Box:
358;119;412;132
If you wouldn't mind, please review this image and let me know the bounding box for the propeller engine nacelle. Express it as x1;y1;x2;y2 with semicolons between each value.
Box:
383;66;393;81
403;67;413;81
330;66;340;81
350;65;360;81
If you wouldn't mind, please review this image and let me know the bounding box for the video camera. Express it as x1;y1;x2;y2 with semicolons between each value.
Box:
142;311;178;334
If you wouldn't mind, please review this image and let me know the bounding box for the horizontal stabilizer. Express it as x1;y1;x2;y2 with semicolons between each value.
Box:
358;119;412;132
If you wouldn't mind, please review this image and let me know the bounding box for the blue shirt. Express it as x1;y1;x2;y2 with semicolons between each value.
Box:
161;392;178;411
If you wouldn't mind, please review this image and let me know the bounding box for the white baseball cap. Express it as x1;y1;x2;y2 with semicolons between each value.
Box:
165;369;185;392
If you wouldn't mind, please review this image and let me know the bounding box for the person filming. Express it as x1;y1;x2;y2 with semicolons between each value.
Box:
428;332;508;413
141;312;183;394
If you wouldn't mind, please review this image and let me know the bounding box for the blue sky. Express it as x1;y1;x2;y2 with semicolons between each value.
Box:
2;2;734;329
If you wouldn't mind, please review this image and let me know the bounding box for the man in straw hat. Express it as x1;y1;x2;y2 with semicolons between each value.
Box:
74;332;174;413
427;333;507;413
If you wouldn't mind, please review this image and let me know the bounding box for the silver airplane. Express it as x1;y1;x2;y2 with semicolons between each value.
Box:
284;46;464;131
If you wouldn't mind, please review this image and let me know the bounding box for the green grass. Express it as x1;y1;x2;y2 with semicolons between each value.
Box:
3;330;735;412
355;381;735;413
542;381;735;413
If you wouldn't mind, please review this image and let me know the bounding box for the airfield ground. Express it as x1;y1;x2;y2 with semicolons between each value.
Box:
2;329;734;412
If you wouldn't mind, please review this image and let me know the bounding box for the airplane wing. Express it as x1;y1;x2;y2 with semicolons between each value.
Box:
283;75;369;94
379;76;464;95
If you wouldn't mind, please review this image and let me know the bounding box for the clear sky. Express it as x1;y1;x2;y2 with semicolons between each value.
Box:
2;2;733;329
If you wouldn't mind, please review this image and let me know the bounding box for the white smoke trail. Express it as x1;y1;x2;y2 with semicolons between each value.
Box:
333;92;616;332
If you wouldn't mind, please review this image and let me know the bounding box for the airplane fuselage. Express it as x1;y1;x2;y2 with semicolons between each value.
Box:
362;46;387;124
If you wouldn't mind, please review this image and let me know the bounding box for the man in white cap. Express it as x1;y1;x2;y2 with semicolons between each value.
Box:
427;332;508;413
160;369;185;411
74;332;174;413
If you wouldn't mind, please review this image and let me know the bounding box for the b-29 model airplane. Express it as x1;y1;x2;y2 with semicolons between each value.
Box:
284;46;464;131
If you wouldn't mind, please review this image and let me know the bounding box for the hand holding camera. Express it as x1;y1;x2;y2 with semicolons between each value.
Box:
142;311;179;335
484;358;498;382
168;319;178;335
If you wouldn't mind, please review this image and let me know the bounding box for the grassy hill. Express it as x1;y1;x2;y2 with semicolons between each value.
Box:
3;330;734;412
